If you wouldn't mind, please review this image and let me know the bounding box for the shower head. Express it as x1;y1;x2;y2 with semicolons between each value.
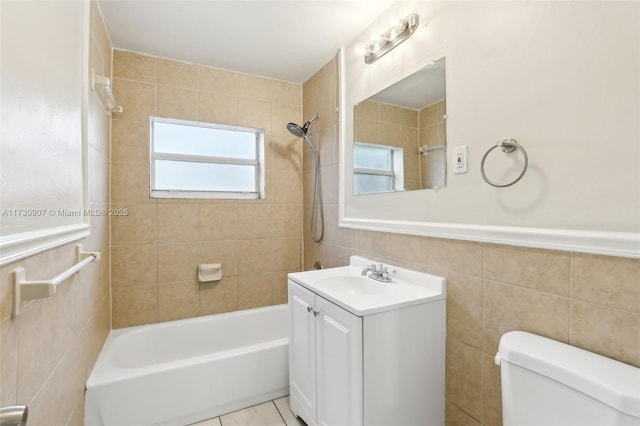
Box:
287;113;320;154
286;113;324;243
287;113;319;138
286;122;307;138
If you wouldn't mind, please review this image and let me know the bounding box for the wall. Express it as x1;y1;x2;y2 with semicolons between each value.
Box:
326;6;640;423
0;1;112;424
340;1;639;257
0;0;86;246
110;50;303;328
304;55;639;426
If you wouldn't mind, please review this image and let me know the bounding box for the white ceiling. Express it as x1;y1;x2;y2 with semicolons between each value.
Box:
370;58;446;110
98;0;396;84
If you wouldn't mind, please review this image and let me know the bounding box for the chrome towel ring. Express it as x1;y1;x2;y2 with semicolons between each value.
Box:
480;138;528;188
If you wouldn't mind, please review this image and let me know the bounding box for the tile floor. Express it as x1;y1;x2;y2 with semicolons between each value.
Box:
191;396;306;426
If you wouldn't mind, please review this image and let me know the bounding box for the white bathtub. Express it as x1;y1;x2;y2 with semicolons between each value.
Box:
85;304;289;426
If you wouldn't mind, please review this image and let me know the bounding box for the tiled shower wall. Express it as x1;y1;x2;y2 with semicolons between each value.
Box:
0;1;112;424
110;50;304;328
303;56;640;426
419;100;446;189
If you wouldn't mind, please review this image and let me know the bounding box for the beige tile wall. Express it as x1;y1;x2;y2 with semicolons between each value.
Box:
419;100;446;188
110;50;303;328
0;1;112;424
303;55;640;426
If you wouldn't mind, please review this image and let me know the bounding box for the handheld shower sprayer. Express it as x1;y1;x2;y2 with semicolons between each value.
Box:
286;113;324;243
302;113;319;133
286;114;320;153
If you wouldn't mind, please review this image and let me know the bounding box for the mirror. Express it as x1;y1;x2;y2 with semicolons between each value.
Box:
353;57;446;195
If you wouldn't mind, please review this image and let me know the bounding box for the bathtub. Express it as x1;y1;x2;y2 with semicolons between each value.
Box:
85;304;289;426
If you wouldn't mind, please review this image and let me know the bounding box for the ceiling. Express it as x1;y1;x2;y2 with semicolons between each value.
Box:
98;0;396;84
370;58;446;110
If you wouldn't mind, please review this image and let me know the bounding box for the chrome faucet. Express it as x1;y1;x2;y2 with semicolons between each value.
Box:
361;263;392;282
0;405;28;426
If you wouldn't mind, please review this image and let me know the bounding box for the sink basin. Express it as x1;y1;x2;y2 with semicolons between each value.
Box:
288;256;446;316
318;275;387;296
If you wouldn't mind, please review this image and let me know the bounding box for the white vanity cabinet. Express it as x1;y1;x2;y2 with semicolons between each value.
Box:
288;258;446;426
289;281;363;426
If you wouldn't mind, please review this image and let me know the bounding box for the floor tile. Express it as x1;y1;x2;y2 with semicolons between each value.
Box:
220;402;285;426
274;396;307;426
190;417;221;426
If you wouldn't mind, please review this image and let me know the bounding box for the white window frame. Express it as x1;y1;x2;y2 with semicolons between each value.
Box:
353;142;405;194
150;117;265;199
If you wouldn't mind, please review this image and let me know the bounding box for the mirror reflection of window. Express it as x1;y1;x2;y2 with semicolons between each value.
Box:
353;142;404;195
352;57;446;195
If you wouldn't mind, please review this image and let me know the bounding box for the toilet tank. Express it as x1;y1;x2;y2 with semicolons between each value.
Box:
496;331;640;426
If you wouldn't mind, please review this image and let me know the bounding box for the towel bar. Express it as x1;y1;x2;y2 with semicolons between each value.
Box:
480;138;529;188
12;244;100;318
91;68;123;114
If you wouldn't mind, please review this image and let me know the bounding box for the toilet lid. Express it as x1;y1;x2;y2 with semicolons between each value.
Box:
497;331;640;418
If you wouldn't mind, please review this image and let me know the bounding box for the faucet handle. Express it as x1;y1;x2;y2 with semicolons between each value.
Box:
361;264;374;276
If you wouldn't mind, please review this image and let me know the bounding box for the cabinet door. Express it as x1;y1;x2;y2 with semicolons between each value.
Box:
316;297;363;426
288;281;317;425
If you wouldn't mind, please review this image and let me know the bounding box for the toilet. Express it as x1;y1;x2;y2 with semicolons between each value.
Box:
495;331;640;426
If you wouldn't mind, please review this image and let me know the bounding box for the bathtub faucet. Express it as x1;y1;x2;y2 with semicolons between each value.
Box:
361;263;392;282
0;405;28;426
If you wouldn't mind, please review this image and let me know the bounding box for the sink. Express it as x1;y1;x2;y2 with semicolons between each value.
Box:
318;275;387;296
288;256;446;316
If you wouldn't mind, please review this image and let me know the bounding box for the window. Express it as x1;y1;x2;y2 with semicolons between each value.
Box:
150;117;265;199
353;142;404;195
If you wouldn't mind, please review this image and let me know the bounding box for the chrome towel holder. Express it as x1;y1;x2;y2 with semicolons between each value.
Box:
480;138;528;188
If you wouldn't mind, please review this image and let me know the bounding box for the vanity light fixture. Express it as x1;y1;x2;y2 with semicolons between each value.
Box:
364;14;420;64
